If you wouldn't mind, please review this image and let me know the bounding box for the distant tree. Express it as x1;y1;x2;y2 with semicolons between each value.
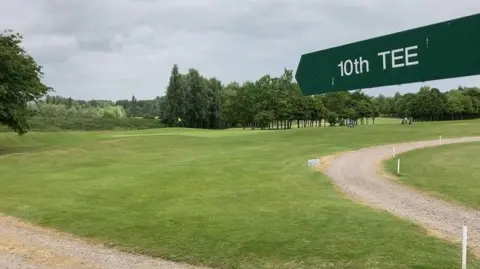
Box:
67;97;73;109
370;101;380;124
163;65;187;126
445;91;464;120
130;95;137;117
185;68;209;128
207;77;222;129
89;99;98;107
327;111;338;126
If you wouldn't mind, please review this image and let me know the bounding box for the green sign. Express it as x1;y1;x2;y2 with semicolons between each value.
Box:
295;13;480;95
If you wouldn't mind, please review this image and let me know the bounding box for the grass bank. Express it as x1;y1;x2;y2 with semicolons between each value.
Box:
385;141;480;210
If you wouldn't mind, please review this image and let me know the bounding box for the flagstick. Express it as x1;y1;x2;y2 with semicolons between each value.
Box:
177;117;182;136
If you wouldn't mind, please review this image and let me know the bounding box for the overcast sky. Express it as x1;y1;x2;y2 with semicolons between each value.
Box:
1;0;479;100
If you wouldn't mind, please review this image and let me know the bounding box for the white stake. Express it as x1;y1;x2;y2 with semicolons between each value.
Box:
462;222;468;269
397;158;400;174
392;146;396;158
440;136;442;145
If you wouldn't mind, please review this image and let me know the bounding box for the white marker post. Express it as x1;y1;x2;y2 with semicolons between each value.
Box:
440;136;442;145
397;158;401;174
462;222;468;269
392;146;396;158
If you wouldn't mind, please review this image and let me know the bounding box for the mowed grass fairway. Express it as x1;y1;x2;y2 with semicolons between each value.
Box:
385;142;480;210
1;120;480;269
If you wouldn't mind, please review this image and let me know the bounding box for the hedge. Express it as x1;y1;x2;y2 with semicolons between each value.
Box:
0;116;165;132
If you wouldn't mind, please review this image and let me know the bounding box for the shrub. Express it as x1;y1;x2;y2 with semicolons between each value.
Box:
0;116;165;132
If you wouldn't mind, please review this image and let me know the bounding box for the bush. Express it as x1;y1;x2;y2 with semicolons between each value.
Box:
327;112;338;126
0;116;165;132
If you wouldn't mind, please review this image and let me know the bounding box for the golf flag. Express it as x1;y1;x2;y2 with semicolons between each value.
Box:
178;117;182;123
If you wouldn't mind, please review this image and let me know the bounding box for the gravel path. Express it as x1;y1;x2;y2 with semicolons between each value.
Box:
0;216;209;269
325;136;480;252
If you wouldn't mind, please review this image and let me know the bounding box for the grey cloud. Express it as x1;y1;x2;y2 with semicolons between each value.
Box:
22;34;78;65
77;37;115;53
1;0;480;100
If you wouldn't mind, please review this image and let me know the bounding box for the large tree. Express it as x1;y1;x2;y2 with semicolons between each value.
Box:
0;30;50;134
185;68;209;128
164;64;186;126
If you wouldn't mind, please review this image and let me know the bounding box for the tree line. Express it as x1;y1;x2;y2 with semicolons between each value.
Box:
378;86;480;121
33;96;127;119
162;65;480;129
162;65;380;129
0;95;166;132
37;95;166;119
2;28;480;134
26;67;480;131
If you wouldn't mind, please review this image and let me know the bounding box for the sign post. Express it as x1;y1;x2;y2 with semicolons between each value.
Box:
295;13;480;95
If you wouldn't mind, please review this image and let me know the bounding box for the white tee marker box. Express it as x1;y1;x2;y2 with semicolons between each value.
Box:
308;159;320;167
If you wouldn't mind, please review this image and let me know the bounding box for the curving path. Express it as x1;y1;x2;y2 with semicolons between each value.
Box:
325;136;480;252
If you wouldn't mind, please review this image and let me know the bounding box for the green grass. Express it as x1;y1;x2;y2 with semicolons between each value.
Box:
385;141;480;210
1;121;480;269
374;116;403;124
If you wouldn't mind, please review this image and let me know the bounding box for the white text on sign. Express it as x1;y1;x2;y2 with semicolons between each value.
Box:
337;45;419;77
378;45;419;69
337;57;369;76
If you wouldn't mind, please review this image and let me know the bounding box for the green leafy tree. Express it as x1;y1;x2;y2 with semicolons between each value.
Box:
445;91;464;120
67;97;73;109
327;111;338;126
0;30;50;134
370;100;380;124
207;78;222;129
130;95;138;117
164;64;186;126
157;65;480;131
186;68;209;128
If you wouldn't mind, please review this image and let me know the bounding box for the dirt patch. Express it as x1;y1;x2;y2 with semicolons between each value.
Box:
0;216;96;244
0;236;96;268
0;215;210;269
315;152;343;173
